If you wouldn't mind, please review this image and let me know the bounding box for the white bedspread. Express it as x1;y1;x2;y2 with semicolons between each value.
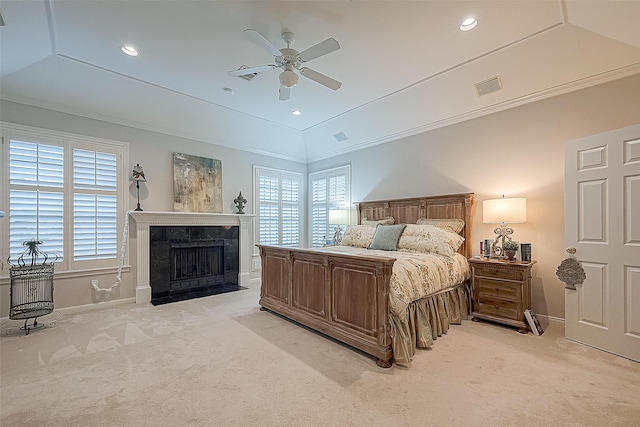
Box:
316;246;470;319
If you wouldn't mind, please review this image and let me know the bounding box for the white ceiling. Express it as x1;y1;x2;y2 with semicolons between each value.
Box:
1;1;639;162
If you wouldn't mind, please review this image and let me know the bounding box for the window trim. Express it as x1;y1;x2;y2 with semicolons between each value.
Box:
1;122;130;278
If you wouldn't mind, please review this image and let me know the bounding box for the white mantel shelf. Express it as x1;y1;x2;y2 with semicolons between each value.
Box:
129;211;255;304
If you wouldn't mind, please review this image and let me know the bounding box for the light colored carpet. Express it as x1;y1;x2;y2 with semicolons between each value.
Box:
1;283;639;427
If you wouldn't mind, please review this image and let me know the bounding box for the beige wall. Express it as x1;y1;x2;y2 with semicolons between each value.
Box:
2;73;640;319
309;73;640;319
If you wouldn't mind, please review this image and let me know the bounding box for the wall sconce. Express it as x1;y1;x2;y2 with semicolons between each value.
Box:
328;209;350;245
483;196;526;257
131;163;147;211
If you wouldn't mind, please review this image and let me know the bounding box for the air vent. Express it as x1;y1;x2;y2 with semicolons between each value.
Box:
333;132;348;142
475;76;502;96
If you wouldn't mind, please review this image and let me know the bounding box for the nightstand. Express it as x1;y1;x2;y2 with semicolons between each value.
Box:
469;258;537;333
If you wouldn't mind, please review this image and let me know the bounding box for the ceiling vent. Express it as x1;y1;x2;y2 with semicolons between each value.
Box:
475;76;502;96
333;132;348;142
235;66;257;81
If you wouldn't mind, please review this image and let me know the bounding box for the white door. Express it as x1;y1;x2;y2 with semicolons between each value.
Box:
564;124;640;362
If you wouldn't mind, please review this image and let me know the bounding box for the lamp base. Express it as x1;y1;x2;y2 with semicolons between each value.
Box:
491;222;514;258
333;225;343;246
135;182;143;211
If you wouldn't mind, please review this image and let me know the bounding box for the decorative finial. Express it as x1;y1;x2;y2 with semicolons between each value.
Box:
234;191;247;214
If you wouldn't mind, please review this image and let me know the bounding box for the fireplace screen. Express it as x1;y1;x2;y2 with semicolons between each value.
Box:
170;241;225;287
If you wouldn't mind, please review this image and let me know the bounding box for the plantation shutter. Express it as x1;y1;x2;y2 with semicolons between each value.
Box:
309;165;351;247
255;167;303;247
8;140;65;261
73;149;118;260
281;176;300;247
310;177;327;247
258;174;280;245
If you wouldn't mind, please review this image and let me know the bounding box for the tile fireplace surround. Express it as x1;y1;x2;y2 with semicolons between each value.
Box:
129;211;254;304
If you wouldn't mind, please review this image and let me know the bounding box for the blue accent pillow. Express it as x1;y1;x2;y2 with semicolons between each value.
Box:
368;224;406;251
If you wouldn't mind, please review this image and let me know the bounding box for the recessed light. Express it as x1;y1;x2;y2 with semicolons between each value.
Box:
460;18;478;32
121;45;139;56
292;110;301;116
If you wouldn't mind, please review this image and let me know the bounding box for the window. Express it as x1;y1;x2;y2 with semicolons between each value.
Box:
254;166;303;247
3;126;127;272
309;165;351;247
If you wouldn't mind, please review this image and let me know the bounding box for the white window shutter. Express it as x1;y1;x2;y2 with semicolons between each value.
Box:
255;167;302;247
309;166;351;247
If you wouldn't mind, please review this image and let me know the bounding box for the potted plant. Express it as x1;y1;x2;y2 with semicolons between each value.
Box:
502;240;519;260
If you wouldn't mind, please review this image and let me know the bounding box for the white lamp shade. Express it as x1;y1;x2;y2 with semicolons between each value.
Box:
132;164;146;182
328;209;349;225
483;197;526;223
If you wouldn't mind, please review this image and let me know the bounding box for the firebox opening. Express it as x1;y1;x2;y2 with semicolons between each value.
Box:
149;225;240;305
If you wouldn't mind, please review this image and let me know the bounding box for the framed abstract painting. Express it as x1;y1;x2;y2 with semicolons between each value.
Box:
173;152;222;213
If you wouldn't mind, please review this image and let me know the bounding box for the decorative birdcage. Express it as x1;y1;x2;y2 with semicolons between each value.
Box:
7;239;58;335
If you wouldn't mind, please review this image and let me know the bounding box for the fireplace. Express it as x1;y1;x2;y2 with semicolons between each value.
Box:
149;226;239;304
129;211;254;304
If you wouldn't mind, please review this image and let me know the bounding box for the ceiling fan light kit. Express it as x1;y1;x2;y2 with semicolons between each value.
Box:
279;65;299;88
229;28;341;101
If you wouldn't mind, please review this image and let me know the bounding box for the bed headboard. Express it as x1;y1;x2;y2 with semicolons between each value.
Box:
354;193;475;259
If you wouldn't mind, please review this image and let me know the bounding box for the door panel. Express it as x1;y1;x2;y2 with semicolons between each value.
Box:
565;124;640;362
579;262;607;328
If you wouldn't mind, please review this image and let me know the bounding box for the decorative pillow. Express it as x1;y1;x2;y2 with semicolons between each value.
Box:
341;225;377;248
362;217;395;226
397;224;465;256
416;218;465;234
368;224;407;251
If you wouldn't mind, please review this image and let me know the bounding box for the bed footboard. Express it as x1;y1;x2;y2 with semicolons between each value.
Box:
258;245;395;367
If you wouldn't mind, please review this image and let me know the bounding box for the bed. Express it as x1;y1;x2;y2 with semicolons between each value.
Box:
258;193;474;367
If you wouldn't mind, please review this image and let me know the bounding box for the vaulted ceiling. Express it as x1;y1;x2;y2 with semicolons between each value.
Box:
1;1;639;162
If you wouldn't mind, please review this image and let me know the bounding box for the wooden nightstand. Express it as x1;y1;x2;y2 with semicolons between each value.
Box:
469;257;537;333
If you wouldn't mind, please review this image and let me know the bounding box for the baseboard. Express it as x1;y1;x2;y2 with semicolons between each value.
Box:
536;314;565;323
0;297;136;324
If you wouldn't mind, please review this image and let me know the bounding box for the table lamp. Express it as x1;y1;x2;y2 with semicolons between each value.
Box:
483;196;526;258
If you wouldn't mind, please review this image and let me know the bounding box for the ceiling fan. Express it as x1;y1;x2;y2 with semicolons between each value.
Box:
229;29;341;101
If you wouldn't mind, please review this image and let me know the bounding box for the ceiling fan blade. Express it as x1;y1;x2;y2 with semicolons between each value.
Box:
300;67;342;91
228;65;276;77
244;29;282;57
298;38;340;62
279;85;291;101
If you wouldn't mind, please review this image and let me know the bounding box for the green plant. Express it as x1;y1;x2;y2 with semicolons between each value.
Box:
502;240;519;251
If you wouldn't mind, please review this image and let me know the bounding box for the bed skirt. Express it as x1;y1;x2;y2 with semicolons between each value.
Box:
390;281;471;366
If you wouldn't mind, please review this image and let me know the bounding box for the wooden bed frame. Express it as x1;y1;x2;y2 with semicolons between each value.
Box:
258;193;474;367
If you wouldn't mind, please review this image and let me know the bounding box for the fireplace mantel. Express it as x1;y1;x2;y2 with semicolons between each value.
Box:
129;211;254;304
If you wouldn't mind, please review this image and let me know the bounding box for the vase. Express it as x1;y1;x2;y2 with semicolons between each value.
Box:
505;250;517;260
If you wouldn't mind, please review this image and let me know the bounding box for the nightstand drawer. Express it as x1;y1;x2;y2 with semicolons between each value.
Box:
474;266;525;281
476;300;518;320
477;279;518;300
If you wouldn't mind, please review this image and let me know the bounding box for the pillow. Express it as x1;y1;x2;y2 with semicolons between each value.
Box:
361;217;395;226
368;224;406;251
416;218;465;234
397;224;465;256
341;225;377;248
